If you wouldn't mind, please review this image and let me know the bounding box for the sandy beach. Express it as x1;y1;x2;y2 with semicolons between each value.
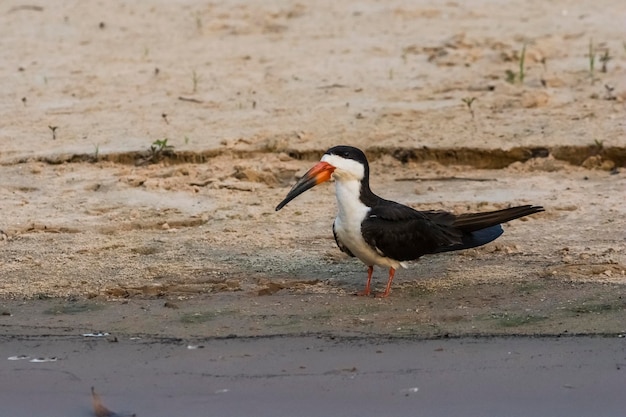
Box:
0;0;625;415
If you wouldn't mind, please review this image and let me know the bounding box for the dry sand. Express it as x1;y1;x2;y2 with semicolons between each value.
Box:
1;2;626;416
1;0;625;340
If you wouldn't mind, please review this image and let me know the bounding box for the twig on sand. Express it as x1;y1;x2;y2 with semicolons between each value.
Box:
178;96;203;104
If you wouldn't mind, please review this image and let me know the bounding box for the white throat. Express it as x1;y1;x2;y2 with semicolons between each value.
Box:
334;178;368;223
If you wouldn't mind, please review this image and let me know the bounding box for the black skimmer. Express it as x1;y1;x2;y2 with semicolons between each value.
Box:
276;145;544;297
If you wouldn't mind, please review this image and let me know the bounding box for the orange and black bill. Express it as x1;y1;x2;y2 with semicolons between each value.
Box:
275;161;335;211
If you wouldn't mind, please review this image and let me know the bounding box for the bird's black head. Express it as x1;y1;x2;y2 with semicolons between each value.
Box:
321;145;370;183
324;145;368;166
275;145;372;211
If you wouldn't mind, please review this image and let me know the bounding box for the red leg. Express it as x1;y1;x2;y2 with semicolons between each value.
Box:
376;268;396;298
356;266;374;296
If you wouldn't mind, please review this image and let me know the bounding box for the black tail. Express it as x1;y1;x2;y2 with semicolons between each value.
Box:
435;205;543;253
452;205;544;233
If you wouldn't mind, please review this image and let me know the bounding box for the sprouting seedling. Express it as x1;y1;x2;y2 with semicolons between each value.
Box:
593;139;604;151
599;49;612;73
191;70;201;93
151;138;173;153
461;97;477;119
161;113;169;124
48;125;58;140
518;43;527;84
138;138;175;165
588;38;596;77
195;12;202;33
505;43;527;84
148;138;175;161
93;144;100;162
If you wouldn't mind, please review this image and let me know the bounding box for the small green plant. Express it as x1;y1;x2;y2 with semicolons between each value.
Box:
151;138;173;154
93;144;100;162
505;43;527;84
139;138;175;165
195;12;203;33
593;139;604;150
461;97;477;119
588;38;596;77
191;70;201;93
518;43;526;83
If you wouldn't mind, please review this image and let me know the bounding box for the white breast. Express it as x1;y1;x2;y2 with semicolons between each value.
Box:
332;179;403;269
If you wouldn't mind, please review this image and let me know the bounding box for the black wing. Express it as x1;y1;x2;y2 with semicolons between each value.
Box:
333;220;355;257
431;205;543;253
451;205;544;232
361;201;463;262
362;203;543;260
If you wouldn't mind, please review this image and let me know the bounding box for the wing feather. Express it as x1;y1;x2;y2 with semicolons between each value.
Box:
361;202;462;261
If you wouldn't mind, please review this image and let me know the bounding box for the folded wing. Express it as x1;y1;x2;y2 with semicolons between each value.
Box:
361;203;543;261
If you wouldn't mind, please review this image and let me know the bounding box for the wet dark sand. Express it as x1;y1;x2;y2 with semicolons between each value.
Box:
2;335;625;417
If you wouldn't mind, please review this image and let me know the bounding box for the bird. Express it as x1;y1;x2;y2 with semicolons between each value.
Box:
275;145;544;297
